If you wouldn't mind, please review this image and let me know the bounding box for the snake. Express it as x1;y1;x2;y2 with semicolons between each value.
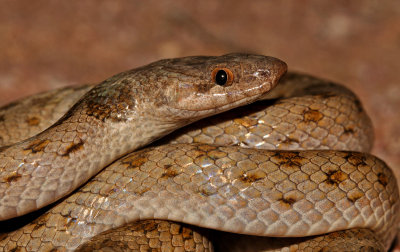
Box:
0;54;398;251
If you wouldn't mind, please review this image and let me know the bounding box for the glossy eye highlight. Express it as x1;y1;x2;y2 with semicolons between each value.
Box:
212;68;234;86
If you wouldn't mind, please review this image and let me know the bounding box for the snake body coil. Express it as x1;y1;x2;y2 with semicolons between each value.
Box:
0;55;398;251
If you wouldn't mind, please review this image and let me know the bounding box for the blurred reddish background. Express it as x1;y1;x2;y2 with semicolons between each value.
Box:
0;1;399;188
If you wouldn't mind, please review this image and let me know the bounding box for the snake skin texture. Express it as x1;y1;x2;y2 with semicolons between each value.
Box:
0;59;398;251
2;143;395;251
165;73;374;153
213;228;385;251
0;84;94;147
0;53;286;221
75;220;212;252
0;73;373;153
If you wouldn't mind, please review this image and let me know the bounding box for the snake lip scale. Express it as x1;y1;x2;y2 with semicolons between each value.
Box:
0;55;398;251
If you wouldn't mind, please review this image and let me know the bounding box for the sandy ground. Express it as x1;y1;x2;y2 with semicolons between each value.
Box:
0;0;399;249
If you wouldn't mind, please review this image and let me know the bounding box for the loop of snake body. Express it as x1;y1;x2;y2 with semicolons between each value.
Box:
0;54;398;251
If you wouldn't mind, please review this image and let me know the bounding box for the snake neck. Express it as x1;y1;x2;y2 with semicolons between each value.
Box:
0;102;183;216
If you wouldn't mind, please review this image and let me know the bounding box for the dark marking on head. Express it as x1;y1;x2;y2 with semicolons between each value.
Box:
325;170;347;186
377;173;388;186
304;109;323;122
24;139;50;153
3;171;22;183
83;79;136;122
26;116;40;126
49;78;134;124
61;139;84;157
0;114;4;122
85;103;112;122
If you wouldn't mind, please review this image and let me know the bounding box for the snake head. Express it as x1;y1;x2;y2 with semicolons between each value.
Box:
73;53;286;126
138;53;287;123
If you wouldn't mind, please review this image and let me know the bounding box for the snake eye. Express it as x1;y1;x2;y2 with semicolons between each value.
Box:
212;68;234;86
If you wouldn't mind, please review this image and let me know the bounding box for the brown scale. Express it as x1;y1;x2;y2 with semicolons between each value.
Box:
23;139;51;154
60;139;85;157
25;116;40;126
76;220;213;252
2;171;21;183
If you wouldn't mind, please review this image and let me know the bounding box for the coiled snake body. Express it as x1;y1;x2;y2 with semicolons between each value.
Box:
0;54;398;251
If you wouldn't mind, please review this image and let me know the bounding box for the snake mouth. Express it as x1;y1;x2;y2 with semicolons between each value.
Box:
169;81;271;113
162;81;281;127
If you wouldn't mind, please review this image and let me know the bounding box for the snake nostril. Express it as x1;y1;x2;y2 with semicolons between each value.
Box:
254;70;271;78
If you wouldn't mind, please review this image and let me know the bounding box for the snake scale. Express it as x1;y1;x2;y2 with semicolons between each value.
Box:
0;54;398;251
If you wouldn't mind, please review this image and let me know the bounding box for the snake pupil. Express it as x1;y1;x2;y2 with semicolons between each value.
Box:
215;70;228;85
